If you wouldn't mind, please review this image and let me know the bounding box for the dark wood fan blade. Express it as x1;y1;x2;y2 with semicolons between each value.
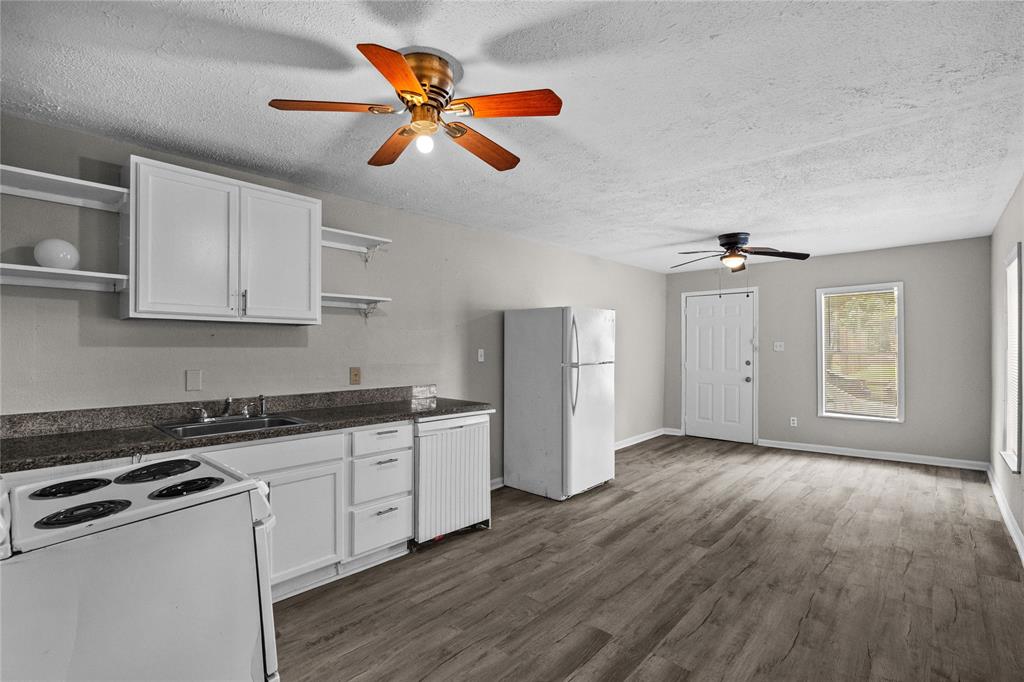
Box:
269;99;395;114
444;122;520;171
754;250;809;260
676;250;723;255
356;44;427;102
670;254;719;269
368;127;415;166
742;247;779;254
445;89;562;118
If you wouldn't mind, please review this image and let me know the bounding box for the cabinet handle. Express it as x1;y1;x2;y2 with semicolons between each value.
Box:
375;458;399;465
376;429;398;436
241;289;248;315
447;424;466;431
376;506;398;516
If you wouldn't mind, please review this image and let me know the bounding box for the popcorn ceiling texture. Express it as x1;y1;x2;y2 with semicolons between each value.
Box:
1;1;1022;272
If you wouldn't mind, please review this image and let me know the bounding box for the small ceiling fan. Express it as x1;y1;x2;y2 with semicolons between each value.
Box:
671;232;810;272
268;43;562;171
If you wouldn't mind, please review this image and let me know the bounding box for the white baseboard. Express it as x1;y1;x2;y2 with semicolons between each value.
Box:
663;428;684;437
756;439;988;472
490;476;504;490
614;429;666;450
987;466;1024;567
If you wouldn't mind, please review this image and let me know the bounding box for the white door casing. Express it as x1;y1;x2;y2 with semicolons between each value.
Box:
683;290;757;443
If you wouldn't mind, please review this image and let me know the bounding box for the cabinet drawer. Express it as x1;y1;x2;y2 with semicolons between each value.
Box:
352;449;413;505
351;496;413;556
351;423;413;456
207;433;345;476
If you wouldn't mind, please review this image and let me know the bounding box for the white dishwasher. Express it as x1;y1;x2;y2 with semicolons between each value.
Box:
414;412;493;542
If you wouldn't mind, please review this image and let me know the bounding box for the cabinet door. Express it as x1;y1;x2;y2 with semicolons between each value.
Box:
135;162;239;317
239;187;320;324
264;462;344;584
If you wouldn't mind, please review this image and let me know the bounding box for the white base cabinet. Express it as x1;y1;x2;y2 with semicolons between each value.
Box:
121;156;320;325
204;424;413;601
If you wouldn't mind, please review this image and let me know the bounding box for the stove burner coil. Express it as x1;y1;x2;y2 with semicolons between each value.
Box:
30;478;112;499
114;459;200;484
149;477;224;499
34;499;132;529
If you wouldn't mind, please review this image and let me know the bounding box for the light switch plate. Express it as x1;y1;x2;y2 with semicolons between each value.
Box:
773;342;785;352
477;349;485;363
185;369;202;392
349;367;361;385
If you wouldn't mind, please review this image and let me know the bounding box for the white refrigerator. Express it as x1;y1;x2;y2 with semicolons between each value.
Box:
504;307;615;500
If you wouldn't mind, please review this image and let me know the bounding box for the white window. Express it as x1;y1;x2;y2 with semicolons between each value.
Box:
816;282;904;422
1003;243;1022;473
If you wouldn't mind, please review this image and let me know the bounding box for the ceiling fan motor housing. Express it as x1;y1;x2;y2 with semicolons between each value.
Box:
402;52;455;112
718;232;751;250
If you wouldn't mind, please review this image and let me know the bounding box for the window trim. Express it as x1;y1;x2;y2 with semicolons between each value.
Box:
1001;242;1022;474
816;281;905;423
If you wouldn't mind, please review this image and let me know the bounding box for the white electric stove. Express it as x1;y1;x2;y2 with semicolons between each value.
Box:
0;454;280;681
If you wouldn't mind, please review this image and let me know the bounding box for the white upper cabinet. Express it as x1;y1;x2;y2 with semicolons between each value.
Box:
240;188;319;323
122;156;321;325
134;162;240;318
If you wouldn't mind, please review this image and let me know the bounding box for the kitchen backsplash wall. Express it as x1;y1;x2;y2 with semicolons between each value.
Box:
0;114;667;474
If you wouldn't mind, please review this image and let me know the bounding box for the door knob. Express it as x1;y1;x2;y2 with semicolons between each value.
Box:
745;377;752;383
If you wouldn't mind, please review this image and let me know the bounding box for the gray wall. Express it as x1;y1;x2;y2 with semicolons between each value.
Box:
990;176;1024;533
0;115;667;476
664;237;992;463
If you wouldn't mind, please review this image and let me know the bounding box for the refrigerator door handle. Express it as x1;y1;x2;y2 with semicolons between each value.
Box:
571;314;580;366
571;365;580;415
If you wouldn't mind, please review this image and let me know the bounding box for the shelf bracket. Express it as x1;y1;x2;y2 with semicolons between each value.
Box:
360;302;380;318
362;244;382;266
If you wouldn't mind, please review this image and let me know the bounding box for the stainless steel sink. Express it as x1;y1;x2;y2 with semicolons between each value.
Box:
157;416;307;440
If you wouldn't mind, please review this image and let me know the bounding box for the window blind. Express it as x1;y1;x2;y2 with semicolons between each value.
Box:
1006;252;1020;458
820;286;901;420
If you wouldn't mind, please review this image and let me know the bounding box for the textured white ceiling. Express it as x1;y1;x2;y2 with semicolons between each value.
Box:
2;1;1022;272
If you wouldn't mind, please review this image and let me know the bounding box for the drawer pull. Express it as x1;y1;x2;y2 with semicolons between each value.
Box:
447;425;466;431
376;429;399;436
376;506;399;516
375;458;399;465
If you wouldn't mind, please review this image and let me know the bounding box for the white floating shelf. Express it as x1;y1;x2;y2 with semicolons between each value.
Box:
1;164;128;213
321;292;391;316
321;226;391;260
0;263;128;292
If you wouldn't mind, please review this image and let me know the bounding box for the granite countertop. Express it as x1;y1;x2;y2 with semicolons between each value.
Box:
0;398;493;474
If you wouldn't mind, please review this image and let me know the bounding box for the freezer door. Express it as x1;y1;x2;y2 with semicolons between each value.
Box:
565;362;615;496
565;307;615;365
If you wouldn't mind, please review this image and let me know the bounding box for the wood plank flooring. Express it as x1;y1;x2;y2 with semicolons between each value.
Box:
273;436;1024;681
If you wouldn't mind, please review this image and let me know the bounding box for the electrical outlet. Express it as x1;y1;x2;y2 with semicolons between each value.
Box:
773;341;785;352
185;369;202;392
349;367;361;385
477;348;485;363
790;417;799;427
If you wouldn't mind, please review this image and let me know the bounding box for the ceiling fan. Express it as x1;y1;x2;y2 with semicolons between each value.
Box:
268;43;562;171
671;232;810;272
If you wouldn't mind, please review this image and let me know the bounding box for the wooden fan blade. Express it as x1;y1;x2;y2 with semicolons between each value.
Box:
670;254;719;269
269;99;395;114
368;127;416;166
742;246;779;254
676;250;723;255
444;122;520;171
356;44;427;103
445;89;562;118
752;250;809;260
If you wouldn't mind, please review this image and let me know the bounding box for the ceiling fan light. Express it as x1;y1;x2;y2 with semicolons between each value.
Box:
721;253;746;270
415;135;434;154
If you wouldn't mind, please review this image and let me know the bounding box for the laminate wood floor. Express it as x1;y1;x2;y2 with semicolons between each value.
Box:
273;436;1024;681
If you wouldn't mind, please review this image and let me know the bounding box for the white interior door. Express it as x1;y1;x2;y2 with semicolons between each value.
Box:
685;293;755;443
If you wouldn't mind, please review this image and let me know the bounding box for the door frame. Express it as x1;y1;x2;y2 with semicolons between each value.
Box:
680;287;759;444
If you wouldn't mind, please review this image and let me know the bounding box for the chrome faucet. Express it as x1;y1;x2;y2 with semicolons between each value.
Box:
258;394;268;417
188;406;211;423
221;397;233;417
